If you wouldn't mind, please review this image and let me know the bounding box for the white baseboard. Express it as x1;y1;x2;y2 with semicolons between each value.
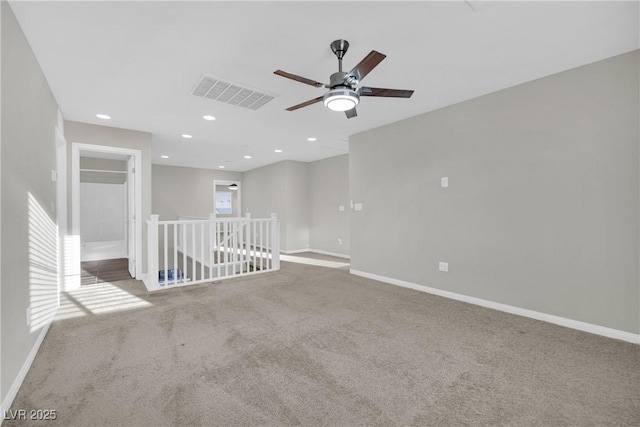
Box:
350;269;640;345
1;320;53;423
308;248;350;260
80;240;126;262
281;248;310;255
281;248;350;259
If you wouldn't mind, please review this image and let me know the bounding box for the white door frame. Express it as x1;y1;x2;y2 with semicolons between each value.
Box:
126;156;136;277
213;179;241;218
55;127;67;303
71;143;143;285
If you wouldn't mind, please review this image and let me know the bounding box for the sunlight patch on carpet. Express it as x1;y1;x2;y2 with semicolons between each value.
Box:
55;282;151;320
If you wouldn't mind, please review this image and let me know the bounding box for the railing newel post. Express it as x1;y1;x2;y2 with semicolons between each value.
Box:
244;213;251;272
148;214;160;290
271;213;280;270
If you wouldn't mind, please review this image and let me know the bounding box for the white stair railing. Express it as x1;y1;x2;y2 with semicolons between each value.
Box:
143;214;280;291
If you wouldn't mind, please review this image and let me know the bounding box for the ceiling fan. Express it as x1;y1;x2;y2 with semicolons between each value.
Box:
274;39;414;119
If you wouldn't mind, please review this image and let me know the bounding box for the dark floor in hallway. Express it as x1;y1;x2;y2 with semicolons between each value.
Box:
81;258;132;285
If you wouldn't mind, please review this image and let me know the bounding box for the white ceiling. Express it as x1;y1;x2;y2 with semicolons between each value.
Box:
9;1;639;172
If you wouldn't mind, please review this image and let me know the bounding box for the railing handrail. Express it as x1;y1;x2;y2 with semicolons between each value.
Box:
144;213;279;291
147;218;270;225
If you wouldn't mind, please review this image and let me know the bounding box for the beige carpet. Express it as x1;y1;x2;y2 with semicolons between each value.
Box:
7;259;639;426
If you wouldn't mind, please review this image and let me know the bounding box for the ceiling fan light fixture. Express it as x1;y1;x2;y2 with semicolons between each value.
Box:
323;88;359;112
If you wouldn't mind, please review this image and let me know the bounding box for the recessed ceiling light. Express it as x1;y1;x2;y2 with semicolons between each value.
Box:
181;134;192;139
307;137;317;142
244;155;252;159
274;149;283;153
218;165;225;169
161;155;169;159
96;114;111;120
203;115;216;121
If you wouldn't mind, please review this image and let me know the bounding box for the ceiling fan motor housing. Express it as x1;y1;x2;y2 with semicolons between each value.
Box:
329;72;355;89
327;71;360;111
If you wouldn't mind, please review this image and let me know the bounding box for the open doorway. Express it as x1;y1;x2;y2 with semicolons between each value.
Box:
213;180;241;218
70;144;142;290
79;156;127;260
78;155;130;284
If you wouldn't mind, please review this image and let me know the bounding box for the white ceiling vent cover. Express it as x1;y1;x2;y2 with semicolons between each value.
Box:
192;75;275;110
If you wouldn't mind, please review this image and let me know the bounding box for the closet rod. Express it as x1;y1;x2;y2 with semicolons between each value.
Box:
79;168;127;174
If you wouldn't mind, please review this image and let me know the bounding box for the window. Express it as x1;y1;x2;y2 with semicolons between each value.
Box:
215;191;232;215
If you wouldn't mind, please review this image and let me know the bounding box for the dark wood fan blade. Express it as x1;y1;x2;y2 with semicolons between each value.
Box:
274;70;327;88
349;51;386;81
360;87;414;98
286;96;324;111
345;108;357;119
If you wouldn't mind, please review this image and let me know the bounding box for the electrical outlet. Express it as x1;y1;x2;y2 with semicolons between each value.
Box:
337;238;343;245
338;205;345;212
354;203;363;211
441;177;448;188
439;262;449;272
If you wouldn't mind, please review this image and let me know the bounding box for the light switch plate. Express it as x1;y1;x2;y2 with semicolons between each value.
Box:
354;203;363;211
441;177;448;188
338;205;345;212
439;262;449;272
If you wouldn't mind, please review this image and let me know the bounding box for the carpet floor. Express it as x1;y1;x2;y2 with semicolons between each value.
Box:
7;259;639;426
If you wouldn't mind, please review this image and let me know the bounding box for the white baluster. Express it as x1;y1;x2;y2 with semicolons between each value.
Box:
163;223;168;286
147;215;159;290
271;213;280;270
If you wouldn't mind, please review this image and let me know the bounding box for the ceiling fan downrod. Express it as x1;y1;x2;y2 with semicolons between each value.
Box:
330;39;349;73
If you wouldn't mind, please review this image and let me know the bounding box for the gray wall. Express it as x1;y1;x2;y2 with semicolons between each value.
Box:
152;164;242;220
309;154;350;257
349;50;639;334
284;161;310;252
0;1;3;399
64;121;152;272
242;161;288;249
242;160;310;252
1;2;60;400
158;157;347;256
0;0;3;399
